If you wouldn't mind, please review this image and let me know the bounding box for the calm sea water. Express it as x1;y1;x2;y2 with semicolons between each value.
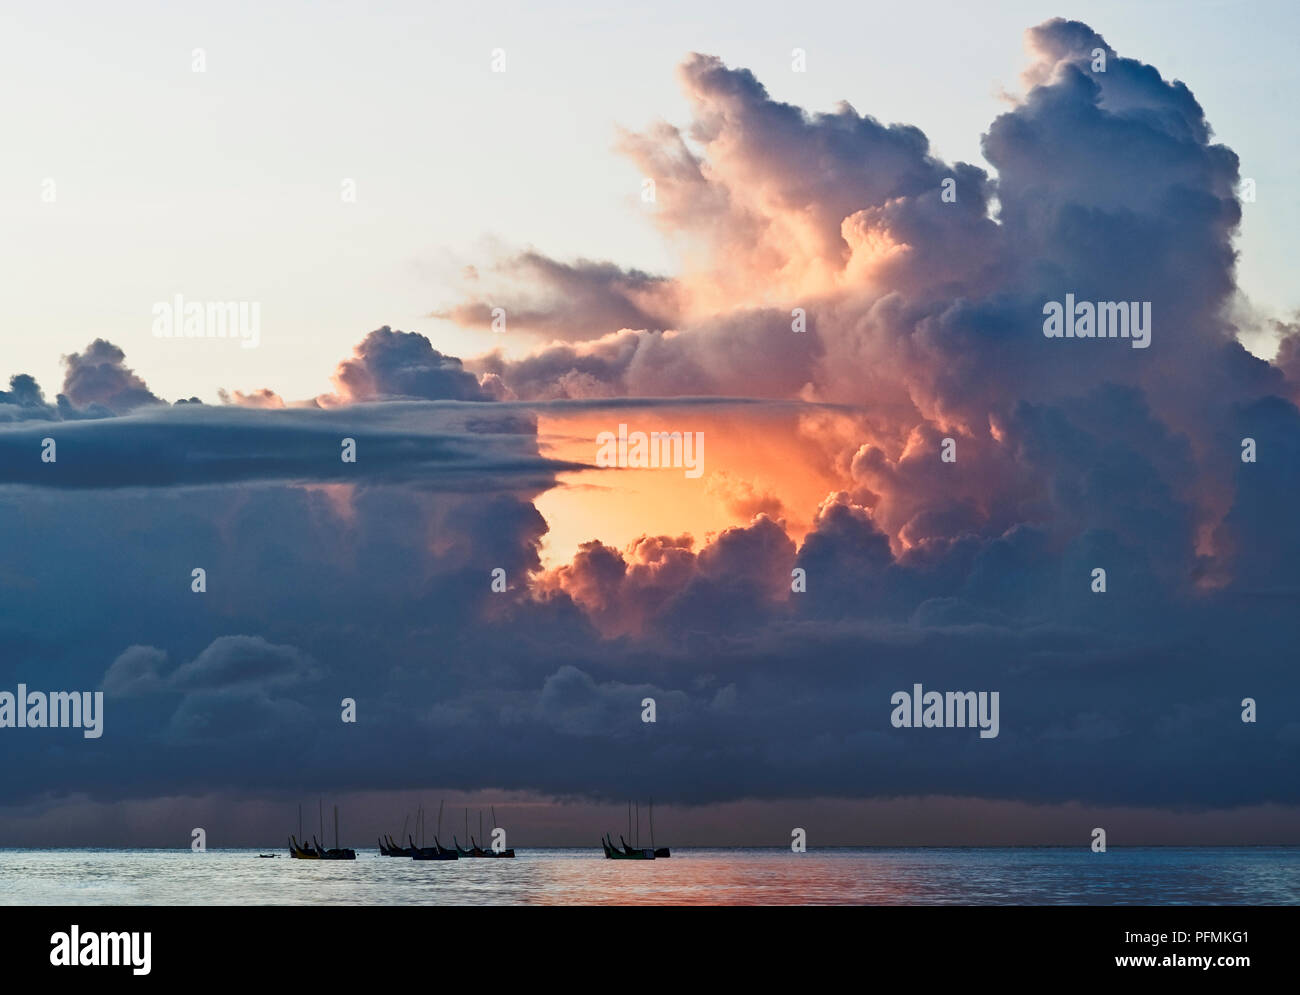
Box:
0;847;1296;905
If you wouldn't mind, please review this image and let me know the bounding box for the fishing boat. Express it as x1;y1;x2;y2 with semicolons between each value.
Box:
313;804;356;859
380;814;413;855
490;806;516;857
452;808;486;858
601;833;653;859
460;806;516;857
450;833;515;858
407;802;458;859
471;836;515;858
391;835;416;856
288;801;354;859
288;804;320;858
409;834;458;860
433;836;460;858
380;834;415;857
603;801;669;858
620;834;657;859
315;834;356;860
288;834;321;858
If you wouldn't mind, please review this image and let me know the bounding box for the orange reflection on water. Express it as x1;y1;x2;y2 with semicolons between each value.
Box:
522;851;916;905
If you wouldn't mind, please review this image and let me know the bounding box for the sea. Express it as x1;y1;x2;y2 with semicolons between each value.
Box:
1;847;1297;905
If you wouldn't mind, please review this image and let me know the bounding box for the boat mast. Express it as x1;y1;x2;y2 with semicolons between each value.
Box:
650;798;655;849
438;799;444;841
479;810;483;845
334;805;339;850
319;798;323;842
298;803;302;842
627;801;632;844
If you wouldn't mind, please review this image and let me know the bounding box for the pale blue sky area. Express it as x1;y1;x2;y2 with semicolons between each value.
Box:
2;0;1296;402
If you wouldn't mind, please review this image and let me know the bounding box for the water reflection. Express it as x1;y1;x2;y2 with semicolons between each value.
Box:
1;848;1296;905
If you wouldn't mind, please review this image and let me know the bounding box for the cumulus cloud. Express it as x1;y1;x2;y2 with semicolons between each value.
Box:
322;326;491;404
0;373;58;422
456;17;1284;593
218;388;285;409
60;339;162;413
105;637;318;697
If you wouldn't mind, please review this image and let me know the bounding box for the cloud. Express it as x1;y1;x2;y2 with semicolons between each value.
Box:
105;637;318;696
218;388;285;409
102;646;170;698
60;339;162;414
0;400;578;491
323;326;492;404
433;253;683;341
0;374;56;421
1;21;1297;835
169;636;320;691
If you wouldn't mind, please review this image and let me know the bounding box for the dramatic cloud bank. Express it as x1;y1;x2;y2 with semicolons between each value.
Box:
1;19;1297;842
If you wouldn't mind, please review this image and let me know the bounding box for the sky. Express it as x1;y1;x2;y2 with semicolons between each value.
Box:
1;3;1298;846
2;0;1297;401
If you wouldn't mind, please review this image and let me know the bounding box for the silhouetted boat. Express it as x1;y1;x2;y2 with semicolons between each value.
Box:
380;834;415;856
603;800;668;858
409;834;458;860
315;834;356;860
312;805;356;859
289;834;321;858
602;833;654;859
289;805;320;858
490;806;517;857
621;834;657;859
380;813;414;855
472;836;515;858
